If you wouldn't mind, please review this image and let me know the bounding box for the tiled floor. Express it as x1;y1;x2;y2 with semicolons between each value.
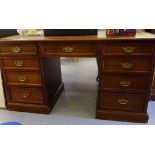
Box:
0;58;154;125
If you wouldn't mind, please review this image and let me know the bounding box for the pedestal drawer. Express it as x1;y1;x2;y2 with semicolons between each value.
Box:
5;72;42;86
1;58;40;70
99;92;147;112
0;44;37;55
104;44;154;56
8;87;44;104
103;58;152;74
102;75;149;91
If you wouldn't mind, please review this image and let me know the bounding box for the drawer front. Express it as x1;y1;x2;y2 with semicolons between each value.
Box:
102;75;149;91
104;44;154;56
103;58;152;73
1;58;40;70
8;87;44;104
5;72;42;86
39;43;96;56
0;44;37;55
100;92;146;112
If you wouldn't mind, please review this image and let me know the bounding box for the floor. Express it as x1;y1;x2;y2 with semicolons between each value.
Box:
0;58;155;125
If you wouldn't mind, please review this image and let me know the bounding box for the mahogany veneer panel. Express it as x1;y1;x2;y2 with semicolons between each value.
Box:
8;87;44;104
1;58;40;70
0;44;37;55
103;58;152;74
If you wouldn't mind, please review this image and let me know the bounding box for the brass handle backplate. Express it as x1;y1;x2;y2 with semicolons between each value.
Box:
14;60;24;67
18;76;27;82
118;98;128;105
120;80;131;87
22;92;30;98
121;63;133;69
122;47;135;53
11;47;21;53
63;46;74;53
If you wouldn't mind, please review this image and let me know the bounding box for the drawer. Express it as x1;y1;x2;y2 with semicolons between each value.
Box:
99;92;147;112
102;75;149;91
104;44;154;56
1;58;40;70
103;58;152;74
0;44;37;55
8;87;44;104
39;43;96;56
5;72;42;86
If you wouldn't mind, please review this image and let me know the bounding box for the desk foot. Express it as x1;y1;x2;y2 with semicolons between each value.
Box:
96;110;149;123
7;103;51;114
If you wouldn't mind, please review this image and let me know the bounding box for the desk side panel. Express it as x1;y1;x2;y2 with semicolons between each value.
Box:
0;69;6;108
41;57;64;111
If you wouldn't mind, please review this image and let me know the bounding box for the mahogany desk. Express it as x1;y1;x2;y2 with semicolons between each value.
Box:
0;31;155;123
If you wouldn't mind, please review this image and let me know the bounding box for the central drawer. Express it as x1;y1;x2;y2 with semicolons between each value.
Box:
102;75;149;91
8;87;44;104
99;92;147;112
39;43;96;56
5;72;42;86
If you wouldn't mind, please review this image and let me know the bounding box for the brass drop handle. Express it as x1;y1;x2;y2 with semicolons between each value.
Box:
18;76;27;82
122;46;135;53
120;80;131;87
11;47;21;53
14;60;24;67
121;63;133;69
63;46;74;53
22;92;30;98
118;98;128;105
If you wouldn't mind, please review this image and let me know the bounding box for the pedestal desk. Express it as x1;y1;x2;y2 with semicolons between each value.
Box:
0;31;155;123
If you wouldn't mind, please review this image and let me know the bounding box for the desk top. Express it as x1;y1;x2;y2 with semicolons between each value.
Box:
0;31;155;42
